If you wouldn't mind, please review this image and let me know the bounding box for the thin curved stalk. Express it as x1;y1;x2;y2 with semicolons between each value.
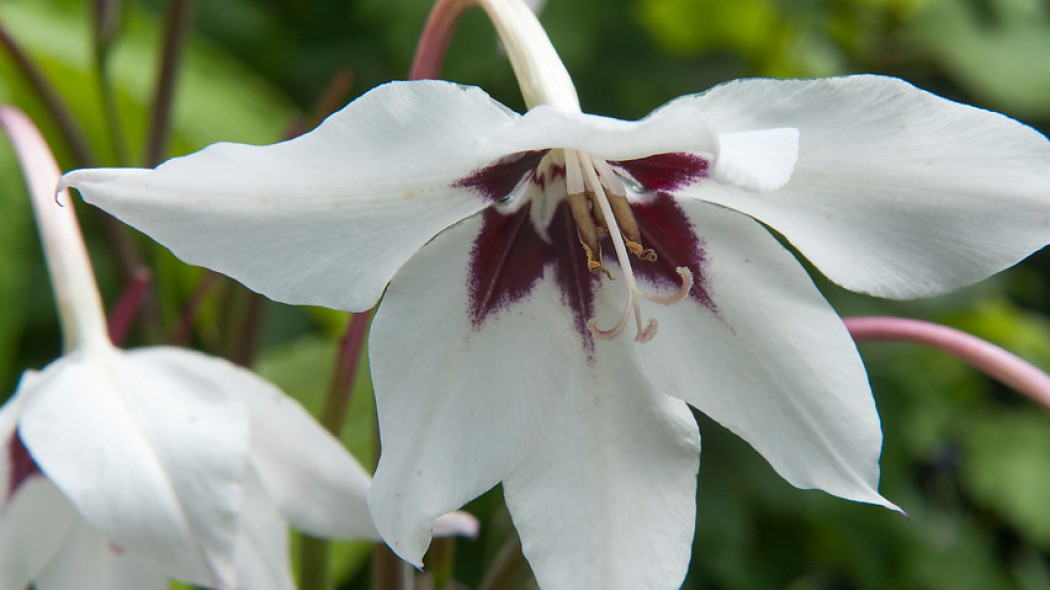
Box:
845;316;1050;410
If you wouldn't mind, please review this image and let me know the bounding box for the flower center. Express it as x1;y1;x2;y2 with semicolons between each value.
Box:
561;149;693;343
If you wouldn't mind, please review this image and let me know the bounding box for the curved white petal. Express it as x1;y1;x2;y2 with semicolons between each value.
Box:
503;341;700;590
0;478;78;589
61;81;518;312
239;372;377;540
636;200;896;508
675;75;1050;298
0;385;77;590
368;213;582;566
432;511;480;539
480;100;718;162
34;521;168;590
234;466;295;590
18;346;250;588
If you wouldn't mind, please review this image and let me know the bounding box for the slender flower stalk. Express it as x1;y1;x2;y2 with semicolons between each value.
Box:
106;267;153;347
0;108;109;353
846;316;1050;410
0;21;97;167
412;0;578;111
144;0;197;166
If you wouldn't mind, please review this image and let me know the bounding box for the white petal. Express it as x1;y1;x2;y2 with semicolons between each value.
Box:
368;213;582;566
432;511;480;539
18;346;250;588
34;521;168;590
710;128;799;193
239;371;377;540
0;477;78;589
637;200;896;508
0;383;78;590
233;466;295;590
479;100;718;162
676;75;1050;298
61;80;518;312
503;343;700;590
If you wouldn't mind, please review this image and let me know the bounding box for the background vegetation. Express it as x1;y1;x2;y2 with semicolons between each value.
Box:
1;0;1049;588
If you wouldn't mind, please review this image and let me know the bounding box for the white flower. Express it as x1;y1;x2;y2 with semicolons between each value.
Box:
0;106;476;590
58;1;1050;587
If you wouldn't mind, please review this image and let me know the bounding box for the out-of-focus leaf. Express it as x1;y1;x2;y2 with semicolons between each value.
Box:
0;0;297;165
961;410;1050;549
0;122;33;393
910;0;1050;118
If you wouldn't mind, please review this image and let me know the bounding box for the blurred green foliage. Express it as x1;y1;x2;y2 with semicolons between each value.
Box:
1;0;1049;588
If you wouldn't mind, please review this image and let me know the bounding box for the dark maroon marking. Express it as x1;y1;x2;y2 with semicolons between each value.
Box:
467;202;601;351
613;153;709;193
629;193;716;311
453;150;548;203
468;207;551;330
549;203;600;355
6;431;41;503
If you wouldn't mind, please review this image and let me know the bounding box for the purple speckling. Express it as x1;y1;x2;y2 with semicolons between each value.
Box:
613;153;709;193
454;150;548;203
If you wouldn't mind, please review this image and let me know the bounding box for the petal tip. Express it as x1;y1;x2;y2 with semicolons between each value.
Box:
433;510;480;539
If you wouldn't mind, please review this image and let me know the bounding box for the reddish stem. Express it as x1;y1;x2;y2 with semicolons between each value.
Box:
107;267;153;347
410;0;477;81
845;316;1050;411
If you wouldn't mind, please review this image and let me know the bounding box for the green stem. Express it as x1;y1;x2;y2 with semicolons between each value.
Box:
297;312;373;590
478;533;531;590
144;0;196;166
0;20;97;166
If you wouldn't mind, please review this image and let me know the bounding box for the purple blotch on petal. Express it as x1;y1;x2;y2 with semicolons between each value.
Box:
6;431;41;503
454;150;548;203
631;193;716;311
614;153;709;193
468;207;551;330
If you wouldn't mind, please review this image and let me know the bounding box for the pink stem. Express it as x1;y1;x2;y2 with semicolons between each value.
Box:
107;267;153;347
409;0;477;81
845;316;1050;411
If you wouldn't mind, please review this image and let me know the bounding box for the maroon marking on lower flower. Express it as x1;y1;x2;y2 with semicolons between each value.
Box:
454;150;548;203
467;202;601;352
468;207;551;330
549;203;600;354
6;431;41;503
630;193;716;312
613;153;709;193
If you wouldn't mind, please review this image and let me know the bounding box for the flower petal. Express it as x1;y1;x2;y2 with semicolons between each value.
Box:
479;101;718;163
18;346;250;588
34;521;168;590
233;466;295;590
636;200;896;508
0;477;78;589
675;75;1050;298
368;212;583;566
61;81;519;311
502;342;700;590
0;384;77;590
238;372;377;540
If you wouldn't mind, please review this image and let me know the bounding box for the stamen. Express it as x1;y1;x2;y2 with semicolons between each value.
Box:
592;158;627;197
640;267;693;305
578;151;648;340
